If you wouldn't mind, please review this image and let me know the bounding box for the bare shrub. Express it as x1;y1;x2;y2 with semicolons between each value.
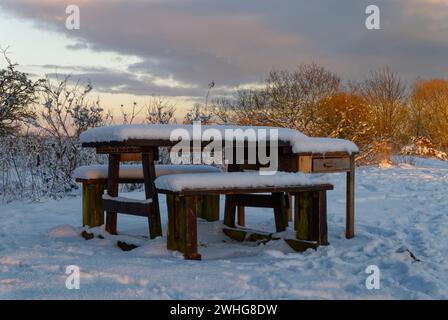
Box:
0;75;106;201
408;79;448;150
359;67;408;144
146;96;176;124
0;51;43;136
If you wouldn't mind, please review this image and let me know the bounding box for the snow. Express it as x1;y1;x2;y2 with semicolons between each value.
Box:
79;124;359;154
102;195;152;204
1;156;447;299
155;172;329;192
292;137;359;154
73;164;222;180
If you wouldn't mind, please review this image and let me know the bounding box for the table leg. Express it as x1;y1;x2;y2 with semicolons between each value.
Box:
105;154;120;234
228;163;245;226
184;196;201;260
318;190;329;245
142;149;162;239
224;194;237;227
286;193;293;222
272;192;287;232
237;207;245;226
346;154;355;238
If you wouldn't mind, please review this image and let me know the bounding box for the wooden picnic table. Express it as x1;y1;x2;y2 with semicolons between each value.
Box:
232;149;356;239
81;124;358;239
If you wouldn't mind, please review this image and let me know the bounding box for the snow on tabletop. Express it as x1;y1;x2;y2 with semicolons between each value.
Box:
155;172;330;192
80;124;304;143
292;137;359;154
80;124;358;154
73;164;222;180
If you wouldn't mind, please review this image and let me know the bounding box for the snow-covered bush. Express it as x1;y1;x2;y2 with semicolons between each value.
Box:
0;133;104;201
400;137;448;160
0;51;43;136
0;75;106;201
355;139;393;166
184;103;212;125
145;96;177;164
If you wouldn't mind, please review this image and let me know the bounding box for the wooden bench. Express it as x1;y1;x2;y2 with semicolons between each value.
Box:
74;164;222;229
155;172;333;260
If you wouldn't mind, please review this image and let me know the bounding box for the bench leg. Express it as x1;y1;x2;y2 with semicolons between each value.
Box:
166;194;179;251
197;195;220;222
82;183;91;227
83;183;105;227
142;150;163;239
273;192;288;232
295;191;314;241
237;206;245;227
105;154;120;235
184;196;201;260
286;193;293;222
294;191;329;245
224;195;237;227
318;190;329;246
166;195;201;260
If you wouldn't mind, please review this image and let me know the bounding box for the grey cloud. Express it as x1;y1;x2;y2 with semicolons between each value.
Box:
44;67;214;97
2;0;448;96
66;42;89;50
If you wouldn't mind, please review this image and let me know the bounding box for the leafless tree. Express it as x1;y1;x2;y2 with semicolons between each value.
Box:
208;63;340;134
360;67;407;143
184;103;213;124
145;96;176;124
408;79;448;149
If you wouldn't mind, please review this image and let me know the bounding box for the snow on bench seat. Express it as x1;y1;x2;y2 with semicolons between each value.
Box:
79;124;359;154
102;194;152;204
73;164;222;180
155;172;331;193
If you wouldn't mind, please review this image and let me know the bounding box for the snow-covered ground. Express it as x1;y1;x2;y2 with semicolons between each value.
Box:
1;157;447;299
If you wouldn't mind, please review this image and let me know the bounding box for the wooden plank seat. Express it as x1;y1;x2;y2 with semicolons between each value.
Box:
155;172;333;260
74;164;222;228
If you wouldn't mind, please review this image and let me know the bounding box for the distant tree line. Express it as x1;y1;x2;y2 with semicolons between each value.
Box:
204;64;448;164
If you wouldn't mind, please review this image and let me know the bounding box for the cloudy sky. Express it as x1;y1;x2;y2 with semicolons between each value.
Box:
1;0;448;115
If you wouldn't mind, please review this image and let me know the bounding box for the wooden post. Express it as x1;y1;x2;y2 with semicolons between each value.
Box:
105;154;120;235
227;163;245;226
82;181;105;228
177;196;187;253
166;194;186;252
197;195;220;222
82;183;90;227
166;195;201;260
166;194;180;251
272;192;287;232
88;183;105;227
142;149;163;239
295;191;313;241
224;194;237;227
286;193;293;222
237;206;245;226
184;196;201;260
346;154;355;239
318;190;329;245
